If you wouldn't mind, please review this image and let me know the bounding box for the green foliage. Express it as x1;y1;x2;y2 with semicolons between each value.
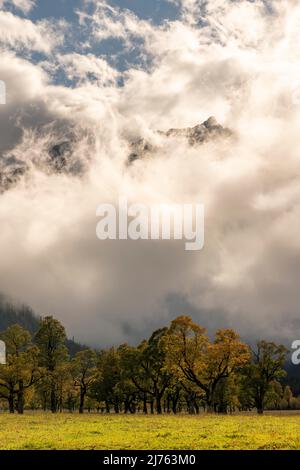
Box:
241;341;288;414
0;315;290;416
72;349;97;413
120;328;172;414
90;347;122;413
0;324;41;413
35;317;69;413
35;316;68;370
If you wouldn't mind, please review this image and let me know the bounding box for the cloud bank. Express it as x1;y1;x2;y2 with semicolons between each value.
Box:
1;0;300;346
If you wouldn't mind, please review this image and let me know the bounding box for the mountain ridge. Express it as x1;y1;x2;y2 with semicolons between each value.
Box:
128;116;232;163
0;117;232;191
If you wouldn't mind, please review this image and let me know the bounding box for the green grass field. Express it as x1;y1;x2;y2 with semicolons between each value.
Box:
1;413;300;450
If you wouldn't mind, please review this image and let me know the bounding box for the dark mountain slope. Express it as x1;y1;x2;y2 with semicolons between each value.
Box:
0;295;86;356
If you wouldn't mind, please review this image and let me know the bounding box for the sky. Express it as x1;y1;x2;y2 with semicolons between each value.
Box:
1;0;300;347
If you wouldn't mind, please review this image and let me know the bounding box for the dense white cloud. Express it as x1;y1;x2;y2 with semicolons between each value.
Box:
57;53;119;86
77;0;156;59
0;11;64;53
1;0;300;345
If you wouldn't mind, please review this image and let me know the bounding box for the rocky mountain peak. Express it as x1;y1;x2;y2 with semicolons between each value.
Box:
129;117;232;163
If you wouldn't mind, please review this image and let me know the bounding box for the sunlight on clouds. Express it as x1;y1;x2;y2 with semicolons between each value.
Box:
1;1;300;344
58;53;119;86
0;11;64;53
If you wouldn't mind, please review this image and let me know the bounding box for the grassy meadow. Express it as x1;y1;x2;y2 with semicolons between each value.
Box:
0;412;300;450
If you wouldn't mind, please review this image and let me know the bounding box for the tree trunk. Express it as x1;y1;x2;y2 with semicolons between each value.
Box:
114;403;120;414
207;403;215;413
50;381;57;414
257;406;264;414
17;380;24;414
67;396;73;413
156;394;162;414
256;395;264;414
42;391;47;412
79;387;85;414
206;392;215;413
8;392;14;414
130;403;136;414
143;394;148;414
172;398;178;414
167;395;170;414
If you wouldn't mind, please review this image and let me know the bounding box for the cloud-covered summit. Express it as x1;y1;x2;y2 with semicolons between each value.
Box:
1;1;300;346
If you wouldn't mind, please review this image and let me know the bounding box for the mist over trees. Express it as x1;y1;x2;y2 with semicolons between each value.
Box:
0;295;38;334
0;313;295;415
0;296;86;356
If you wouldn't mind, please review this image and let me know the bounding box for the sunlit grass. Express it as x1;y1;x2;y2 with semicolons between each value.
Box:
0;413;300;450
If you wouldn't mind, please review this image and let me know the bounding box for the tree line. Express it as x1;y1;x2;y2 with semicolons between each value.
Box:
0;315;293;415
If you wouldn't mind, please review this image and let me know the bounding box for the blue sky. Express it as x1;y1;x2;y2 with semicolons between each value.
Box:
14;0;180;79
28;0;179;24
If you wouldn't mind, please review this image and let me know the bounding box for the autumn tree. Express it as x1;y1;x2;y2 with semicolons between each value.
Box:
35;316;68;413
164;316;250;412
0;313;292;416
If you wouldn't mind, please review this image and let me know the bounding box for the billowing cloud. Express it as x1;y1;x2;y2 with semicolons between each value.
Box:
0;10;64;53
78;1;154;44
57;53;119;86
1;0;300;346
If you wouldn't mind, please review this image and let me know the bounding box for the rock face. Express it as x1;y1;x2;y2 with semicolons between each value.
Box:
128;139;155;164
48;141;73;173
0;155;27;192
0;141;76;193
164;116;231;144
128;117;232;162
0;137;86;192
0;117;232;191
